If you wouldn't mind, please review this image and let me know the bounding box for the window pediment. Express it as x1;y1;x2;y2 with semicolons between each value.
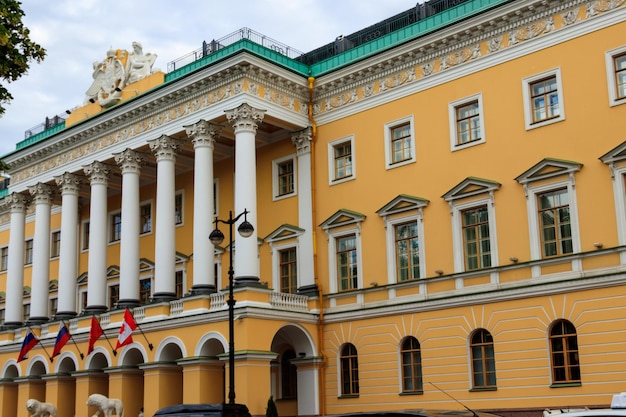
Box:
600;140;626;165
376;194;429;217
515;158;582;185
265;224;304;243
106;265;120;278
442;177;500;202
320;209;365;231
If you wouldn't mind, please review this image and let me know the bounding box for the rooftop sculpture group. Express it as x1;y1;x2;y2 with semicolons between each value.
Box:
85;42;157;108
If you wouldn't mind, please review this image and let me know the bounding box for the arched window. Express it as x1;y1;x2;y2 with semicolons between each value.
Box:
470;328;496;388
549;319;580;384
400;336;423;393
340;343;359;396
280;349;297;399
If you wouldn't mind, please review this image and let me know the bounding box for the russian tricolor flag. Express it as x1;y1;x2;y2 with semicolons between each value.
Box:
17;331;38;362
52;324;71;358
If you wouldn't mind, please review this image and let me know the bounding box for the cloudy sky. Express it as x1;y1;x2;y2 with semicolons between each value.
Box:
0;0;415;157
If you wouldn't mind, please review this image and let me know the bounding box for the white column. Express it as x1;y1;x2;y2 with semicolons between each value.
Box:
114;149;144;307
28;183;56;323
54;173;83;319
148;135;182;301
291;127;318;295
225;103;265;286
4;193;30;327
185;120;219;294
83;161;110;313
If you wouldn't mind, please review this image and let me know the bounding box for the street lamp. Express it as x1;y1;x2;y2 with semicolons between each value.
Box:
209;209;254;405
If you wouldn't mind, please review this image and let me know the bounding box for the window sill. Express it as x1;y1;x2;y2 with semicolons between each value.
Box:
550;382;581;388
400;391;423;396
470;386;497;392
338;394;359;399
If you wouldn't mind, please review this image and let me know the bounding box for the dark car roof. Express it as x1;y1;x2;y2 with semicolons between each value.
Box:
153;403;250;416
328;410;502;417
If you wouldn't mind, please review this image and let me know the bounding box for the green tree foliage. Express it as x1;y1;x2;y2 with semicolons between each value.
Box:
265;396;278;417
0;0;46;116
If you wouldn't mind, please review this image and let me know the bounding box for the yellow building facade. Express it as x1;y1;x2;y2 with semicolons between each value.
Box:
1;1;626;416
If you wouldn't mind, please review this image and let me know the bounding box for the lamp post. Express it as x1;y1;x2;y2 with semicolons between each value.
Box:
209;209;254;405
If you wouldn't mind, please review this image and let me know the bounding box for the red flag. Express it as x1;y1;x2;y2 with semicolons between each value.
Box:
116;308;137;350
88;316;104;354
52;324;71;358
17;331;38;362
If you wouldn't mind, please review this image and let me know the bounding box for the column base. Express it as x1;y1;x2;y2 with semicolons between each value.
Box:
26;316;49;325
152;292;176;302
116;299;141;309
234;276;267;288
2;321;23;330
83;305;108;315
190;285;217;295
54;311;78;320
297;284;319;297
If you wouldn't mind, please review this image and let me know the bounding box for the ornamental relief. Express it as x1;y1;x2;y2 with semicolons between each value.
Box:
11;77;304;184
313;0;621;117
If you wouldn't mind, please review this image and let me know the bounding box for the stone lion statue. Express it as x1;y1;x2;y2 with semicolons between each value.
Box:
25;399;57;417
87;393;124;417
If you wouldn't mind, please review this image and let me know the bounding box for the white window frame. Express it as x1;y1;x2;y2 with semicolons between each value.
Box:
24;238;33;265
383;214;426;284
605;45;626;107
271;243;300;293
140;199;153;235
384;115;416;169
448;93;486;151
175;189;185;227
81;220;90;252
451;198;499;273
107;281;120;309
327;228;363;293
272;154;297;201
0;246;8;272
49;296;58;319
50;229;61;259
109;209;122;243
522;68;565;130
526;180;581;261
328;136;356;185
78;289;88;314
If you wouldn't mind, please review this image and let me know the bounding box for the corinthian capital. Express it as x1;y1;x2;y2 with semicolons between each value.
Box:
28;182;56;205
7;192;31;213
291;127;313;155
148;135;184;162
55;172;84;195
83;161;111;185
225;103;266;134
114;149;145;174
184;119;222;149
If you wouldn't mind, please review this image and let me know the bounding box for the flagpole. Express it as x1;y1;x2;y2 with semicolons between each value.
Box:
28;326;53;363
63;321;84;359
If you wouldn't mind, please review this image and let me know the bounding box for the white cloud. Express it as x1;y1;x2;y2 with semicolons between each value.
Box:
0;0;412;156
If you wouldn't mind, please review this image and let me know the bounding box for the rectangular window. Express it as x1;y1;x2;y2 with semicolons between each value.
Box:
141;202;152;234
80;291;88;312
109;284;120;309
139;278;151;304
279;248;298;294
23;303;30;322
337;235;358;291
50;230;61;258
175;192;183;225
538;188;573;258
82;221;90;250
390;123;412;164
175;270;184;298
110;212;122;242
530;76;560;123
456;101;481;145
49;297;58;318
614;52;626;100
395;222;420;281
462;206;491;270
523;69;565;129
24;239;33;265
278;160;294;196
0;247;8;271
333;142;353;181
